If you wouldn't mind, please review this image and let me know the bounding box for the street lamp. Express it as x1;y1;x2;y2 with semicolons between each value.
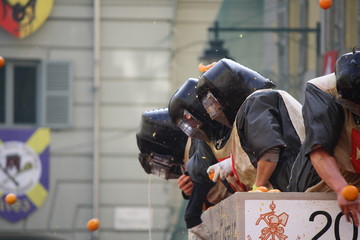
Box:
202;21;321;75
199;21;232;64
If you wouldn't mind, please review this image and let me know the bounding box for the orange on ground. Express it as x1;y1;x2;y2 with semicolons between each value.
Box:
208;170;215;181
0;56;5;68
256;186;269;192
5;193;17;205
319;0;332;9
87;218;100;231
342;185;359;201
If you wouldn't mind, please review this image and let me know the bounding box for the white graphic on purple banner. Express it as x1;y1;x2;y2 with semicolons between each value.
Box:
0;128;50;222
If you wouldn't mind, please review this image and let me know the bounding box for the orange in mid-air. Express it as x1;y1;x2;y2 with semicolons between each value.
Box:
198;62;217;72
0;56;5;68
5;193;17;205
87;218;100;231
342;185;359;201
319;0;332;9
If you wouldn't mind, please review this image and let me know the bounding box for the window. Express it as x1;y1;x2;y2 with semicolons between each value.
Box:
0;66;4;123
0;59;72;129
0;60;38;125
14;64;37;123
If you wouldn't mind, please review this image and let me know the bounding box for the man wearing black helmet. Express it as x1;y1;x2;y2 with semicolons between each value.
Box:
168;78;247;239
195;58;304;192
136;108;231;239
168;77;246;193
196;58;276;129
287;50;360;226
136;108;189;180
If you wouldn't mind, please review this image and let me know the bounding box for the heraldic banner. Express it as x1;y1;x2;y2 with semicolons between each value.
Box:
0;128;50;222
0;0;54;39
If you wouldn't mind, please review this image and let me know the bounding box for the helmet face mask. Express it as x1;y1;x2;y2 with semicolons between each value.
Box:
168;78;223;142
176;110;210;142
197;58;276;125
201;91;231;127
136;108;188;180
139;152;183;179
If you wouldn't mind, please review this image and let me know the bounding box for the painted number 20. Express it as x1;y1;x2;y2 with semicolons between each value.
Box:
309;211;358;240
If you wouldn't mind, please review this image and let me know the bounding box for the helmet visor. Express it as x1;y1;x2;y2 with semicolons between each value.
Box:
139;152;183;179
176;110;210;141
201;91;231;127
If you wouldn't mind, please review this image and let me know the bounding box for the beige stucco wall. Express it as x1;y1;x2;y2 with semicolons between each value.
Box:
0;0;221;239
171;0;222;92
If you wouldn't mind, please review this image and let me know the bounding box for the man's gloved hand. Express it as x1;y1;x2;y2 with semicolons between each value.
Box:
206;157;232;182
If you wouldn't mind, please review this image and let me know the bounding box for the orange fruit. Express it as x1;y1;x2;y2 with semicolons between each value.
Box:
248;189;263;192
208;170;215;181
86;218;100;231
5;193;17;205
0;56;5;68
268;189;281;193
319;0;332;9
256;186;268;192
198;62;216;72
342;185;359;201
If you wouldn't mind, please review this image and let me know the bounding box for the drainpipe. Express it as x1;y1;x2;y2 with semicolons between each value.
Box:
92;0;100;238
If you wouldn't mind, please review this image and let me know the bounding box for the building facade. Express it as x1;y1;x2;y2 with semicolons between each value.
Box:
0;1;359;240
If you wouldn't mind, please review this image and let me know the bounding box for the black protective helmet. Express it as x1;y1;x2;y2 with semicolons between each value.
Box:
136;108;188;179
168;78;225;142
197;58;276;127
336;50;360;105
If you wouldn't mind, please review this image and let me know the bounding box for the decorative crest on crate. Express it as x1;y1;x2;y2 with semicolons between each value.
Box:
255;201;289;240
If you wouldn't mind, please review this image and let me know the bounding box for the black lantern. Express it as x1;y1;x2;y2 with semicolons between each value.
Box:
199;21;231;65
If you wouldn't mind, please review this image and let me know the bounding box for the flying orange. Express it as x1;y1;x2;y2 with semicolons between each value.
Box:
5;193;17;205
319;0;332;10
198;62;216;72
0;56;5;68
87;218;100;231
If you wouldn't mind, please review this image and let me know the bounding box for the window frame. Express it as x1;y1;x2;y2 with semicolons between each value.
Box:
0;59;41;127
0;59;73;129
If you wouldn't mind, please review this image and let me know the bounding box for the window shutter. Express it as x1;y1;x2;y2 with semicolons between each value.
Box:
42;60;73;129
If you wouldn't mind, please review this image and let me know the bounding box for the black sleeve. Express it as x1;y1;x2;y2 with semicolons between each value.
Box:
287;83;343;192
236;91;286;165
188;138;198;157
184;140;218;228
286;145;321;192
184;182;213;229
181;191;190;200
302;83;344;156
186;140;218;185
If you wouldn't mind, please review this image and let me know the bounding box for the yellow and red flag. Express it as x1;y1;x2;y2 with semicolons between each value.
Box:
0;0;54;39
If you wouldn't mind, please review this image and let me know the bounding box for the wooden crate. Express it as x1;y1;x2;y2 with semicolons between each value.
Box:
192;192;359;240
